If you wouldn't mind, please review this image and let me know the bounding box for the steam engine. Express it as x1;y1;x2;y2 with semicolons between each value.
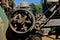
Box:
0;0;60;40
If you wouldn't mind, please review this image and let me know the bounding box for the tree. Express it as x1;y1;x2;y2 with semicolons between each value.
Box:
30;3;42;16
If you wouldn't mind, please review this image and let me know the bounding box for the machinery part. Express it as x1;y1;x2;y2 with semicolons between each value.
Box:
25;34;42;40
47;0;59;2
39;6;60;30
0;6;9;40
35;14;47;30
35;14;43;30
41;28;51;35
9;9;35;34
0;6;9;31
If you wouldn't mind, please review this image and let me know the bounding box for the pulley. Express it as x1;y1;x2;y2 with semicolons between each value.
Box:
9;9;35;34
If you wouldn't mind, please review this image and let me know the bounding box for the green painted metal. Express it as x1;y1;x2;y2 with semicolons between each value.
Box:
0;6;9;40
0;6;9;31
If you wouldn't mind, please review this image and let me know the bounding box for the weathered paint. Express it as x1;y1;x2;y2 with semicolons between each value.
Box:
0;6;9;40
45;19;60;26
0;6;8;31
47;0;59;2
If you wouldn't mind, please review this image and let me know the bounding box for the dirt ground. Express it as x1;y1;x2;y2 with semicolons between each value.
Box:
42;35;60;40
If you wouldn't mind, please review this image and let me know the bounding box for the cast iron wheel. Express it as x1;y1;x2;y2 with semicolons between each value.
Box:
9;9;35;34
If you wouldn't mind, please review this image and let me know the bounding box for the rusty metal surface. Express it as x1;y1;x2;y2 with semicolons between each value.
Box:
45;19;60;26
47;0;59;2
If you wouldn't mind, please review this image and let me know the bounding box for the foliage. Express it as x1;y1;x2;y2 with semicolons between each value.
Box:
30;3;42;16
